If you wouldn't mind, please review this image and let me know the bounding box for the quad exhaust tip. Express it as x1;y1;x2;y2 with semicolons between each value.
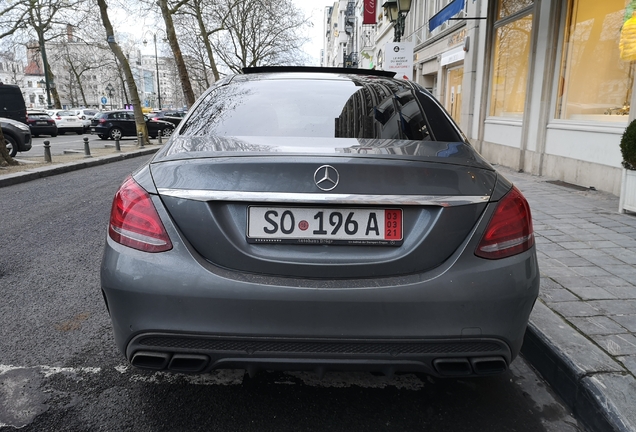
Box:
433;356;507;377
131;351;209;373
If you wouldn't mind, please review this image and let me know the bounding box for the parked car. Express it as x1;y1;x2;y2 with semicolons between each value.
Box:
26;110;58;137
46;110;84;135
0;82;27;124
73;109;99;132
101;67;539;377
90;110;175;140
149;110;186;127
1;117;32;157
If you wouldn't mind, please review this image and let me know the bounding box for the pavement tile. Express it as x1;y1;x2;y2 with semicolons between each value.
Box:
603;286;636;299
539;266;579;278
555;257;593;267
559;241;591;250
571;266;613;277
617;355;636;376
591;334;636;355
571;248;608;258
569;316;627;335
602;264;636;278
611;314;636;332
539;288;580;303
566;286;617;300
589;241;621;249
588;300;636;315
548;301;602;317
584;255;627;266
587;276;634;287
541;249;580;259
552;276;596;288
538;243;567;252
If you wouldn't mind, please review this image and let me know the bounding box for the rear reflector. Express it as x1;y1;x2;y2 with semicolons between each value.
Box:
475;186;534;259
108;176;172;252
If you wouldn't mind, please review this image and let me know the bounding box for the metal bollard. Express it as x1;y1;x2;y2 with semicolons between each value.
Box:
83;137;92;158
138;132;145;148
115;137;121;152
158;132;162;145
43;140;52;163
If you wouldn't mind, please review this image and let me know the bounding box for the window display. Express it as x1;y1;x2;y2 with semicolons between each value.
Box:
489;11;534;118
556;0;634;122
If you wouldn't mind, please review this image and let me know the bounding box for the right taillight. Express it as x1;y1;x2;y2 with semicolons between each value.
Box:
108;176;172;253
475;186;534;260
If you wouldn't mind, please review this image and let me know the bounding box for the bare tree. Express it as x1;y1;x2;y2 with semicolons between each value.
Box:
210;0;310;74
96;0;149;143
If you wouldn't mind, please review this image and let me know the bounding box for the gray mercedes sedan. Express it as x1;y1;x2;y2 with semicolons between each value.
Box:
101;67;539;378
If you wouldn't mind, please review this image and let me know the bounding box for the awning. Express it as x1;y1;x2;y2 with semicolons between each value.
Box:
429;0;466;32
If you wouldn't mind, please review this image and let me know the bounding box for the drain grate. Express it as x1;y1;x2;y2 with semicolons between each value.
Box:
545;180;590;191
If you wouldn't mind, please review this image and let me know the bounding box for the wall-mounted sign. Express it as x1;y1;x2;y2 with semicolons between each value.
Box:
363;0;377;24
384;42;415;80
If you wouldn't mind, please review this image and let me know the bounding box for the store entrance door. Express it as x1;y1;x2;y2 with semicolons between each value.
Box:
445;66;463;124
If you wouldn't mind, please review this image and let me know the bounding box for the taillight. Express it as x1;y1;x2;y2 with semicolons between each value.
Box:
475;186;534;259
56;115;61;120
108;176;172;253
99;118;106;124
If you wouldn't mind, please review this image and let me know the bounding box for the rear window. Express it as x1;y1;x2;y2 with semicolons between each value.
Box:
179;77;462;142
58;110;75;116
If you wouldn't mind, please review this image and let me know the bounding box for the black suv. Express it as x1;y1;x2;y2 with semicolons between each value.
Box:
149;110;186;127
0;82;27;124
90;110;175;140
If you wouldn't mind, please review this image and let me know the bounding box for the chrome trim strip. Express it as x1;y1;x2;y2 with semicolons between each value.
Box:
157;189;489;207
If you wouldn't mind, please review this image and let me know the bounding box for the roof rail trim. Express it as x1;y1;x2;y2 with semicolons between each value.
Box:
241;66;396;78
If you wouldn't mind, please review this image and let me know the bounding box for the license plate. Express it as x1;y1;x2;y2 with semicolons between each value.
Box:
36;121;47;125
247;207;403;246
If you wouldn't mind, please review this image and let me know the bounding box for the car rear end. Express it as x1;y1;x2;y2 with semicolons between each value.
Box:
26;112;58;137
53;110;84;134
101;69;539;377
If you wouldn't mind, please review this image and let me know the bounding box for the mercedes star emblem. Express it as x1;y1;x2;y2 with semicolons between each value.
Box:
314;165;340;191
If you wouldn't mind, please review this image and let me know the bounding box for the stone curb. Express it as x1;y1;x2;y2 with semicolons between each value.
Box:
521;301;636;432
0;147;159;188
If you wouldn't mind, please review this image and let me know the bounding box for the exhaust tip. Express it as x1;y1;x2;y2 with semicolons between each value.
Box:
433;358;472;376
168;354;209;373
131;351;171;370
470;357;507;375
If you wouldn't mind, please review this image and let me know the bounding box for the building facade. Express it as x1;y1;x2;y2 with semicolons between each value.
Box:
323;0;635;195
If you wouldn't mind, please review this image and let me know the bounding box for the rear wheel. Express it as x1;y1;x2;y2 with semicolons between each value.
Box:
162;127;174;137
109;128;123;140
51;133;58;137
76;130;83;135
4;135;18;157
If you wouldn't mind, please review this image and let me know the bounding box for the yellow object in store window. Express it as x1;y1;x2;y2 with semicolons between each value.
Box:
620;12;636;62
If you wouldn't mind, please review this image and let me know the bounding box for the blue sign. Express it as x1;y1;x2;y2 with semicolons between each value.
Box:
429;0;465;31
101;96;108;104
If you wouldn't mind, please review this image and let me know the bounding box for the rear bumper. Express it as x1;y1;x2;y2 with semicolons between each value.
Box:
101;215;540;376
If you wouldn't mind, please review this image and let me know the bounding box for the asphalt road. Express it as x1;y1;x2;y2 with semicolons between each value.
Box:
0;157;585;431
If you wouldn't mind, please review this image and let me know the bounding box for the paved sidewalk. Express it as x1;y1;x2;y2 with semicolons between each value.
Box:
498;166;636;432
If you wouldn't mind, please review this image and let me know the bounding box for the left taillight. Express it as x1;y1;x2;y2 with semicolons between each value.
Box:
475;186;534;260
108;176;172;253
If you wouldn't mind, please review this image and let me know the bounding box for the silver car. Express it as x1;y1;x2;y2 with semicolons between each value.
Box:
101;67;539;377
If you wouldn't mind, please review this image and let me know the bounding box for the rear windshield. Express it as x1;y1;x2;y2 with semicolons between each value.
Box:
179;77;463;142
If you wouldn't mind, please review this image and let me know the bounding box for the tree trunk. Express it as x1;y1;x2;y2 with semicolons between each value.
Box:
159;0;196;107
96;0;149;143
0;127;19;167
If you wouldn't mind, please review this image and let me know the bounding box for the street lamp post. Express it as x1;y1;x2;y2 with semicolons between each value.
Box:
143;32;162;111
382;0;412;42
105;83;115;110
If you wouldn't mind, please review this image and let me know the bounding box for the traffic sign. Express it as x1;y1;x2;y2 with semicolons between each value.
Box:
101;96;107;104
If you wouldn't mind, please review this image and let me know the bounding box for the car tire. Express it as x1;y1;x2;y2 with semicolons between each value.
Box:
76;130;83;135
162;127;174;137
51;133;58;137
109;128;123;140
4;135;18;157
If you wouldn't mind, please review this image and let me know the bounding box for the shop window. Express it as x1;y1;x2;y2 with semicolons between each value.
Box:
556;0;633;122
489;2;534;118
498;0;534;19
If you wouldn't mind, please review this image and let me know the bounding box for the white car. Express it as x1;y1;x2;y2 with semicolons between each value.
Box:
73;109;99;132
46;110;84;135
